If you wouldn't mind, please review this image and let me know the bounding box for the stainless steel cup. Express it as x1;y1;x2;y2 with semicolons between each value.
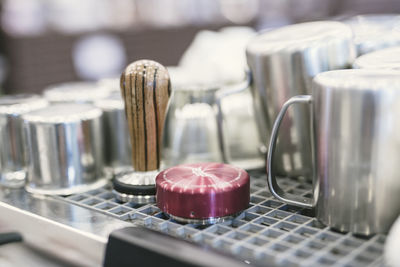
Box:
161;80;264;170
344;14;400;56
353;46;400;70
217;84;264;170
97;78;120;93
43;81;111;103
162;85;223;167
23;103;108;195
0;94;48;188
246;21;355;178
267;69;400;235
94;92;132;172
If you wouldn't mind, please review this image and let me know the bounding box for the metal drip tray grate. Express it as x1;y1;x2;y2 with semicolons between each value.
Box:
58;171;386;267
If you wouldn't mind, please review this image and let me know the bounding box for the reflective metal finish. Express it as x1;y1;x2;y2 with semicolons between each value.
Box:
0;172;387;266
0;188;130;266
216;75;265;170
0;94;48;188
246;21;355;177
115;170;159;186
385;215;400;266
167;213;241;225
267;69;400;235
162;85;223;167
43;81;111;103
94;91;132;171
23;103;109;195
97;77;120;93
162;80;263;170
344;14;400;56
112;170;158;203
353;46;400;70
112;189;156;204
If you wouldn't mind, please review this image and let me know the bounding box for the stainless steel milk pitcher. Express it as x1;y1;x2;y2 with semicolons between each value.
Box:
246;21;355;177
267;69;400;235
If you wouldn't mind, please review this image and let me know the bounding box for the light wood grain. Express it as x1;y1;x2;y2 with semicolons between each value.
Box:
120;60;171;171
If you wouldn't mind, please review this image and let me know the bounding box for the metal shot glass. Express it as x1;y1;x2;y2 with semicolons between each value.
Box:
43;81;111;103
23;103;109;195
162;85;223;167
344;14;400;56
161;80;264;171
94;92;132;172
97;78;120;93
0;94;48;188
353;46;400;70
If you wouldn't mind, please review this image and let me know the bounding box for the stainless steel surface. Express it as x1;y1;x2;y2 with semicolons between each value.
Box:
167;213;240;225
0;94;48;188
0;242;72;267
353;46;400;70
94;92;132;170
115;170;158;186
97;78;120;93
0;188;130;266
60;172;386;267
112;189;155;204
246;21;355;178
385;215;400;266
216;75;265;170
26;178;109;196
162;85;223;166
344;14;400;56
268;69;400;235
162;80;264;170
112;170;158;203
23;103;108;195
43;82;111;103
267;96;314;209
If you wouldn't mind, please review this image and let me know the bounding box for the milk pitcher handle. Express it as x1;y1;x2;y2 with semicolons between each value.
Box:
267;95;314;209
215;70;252;163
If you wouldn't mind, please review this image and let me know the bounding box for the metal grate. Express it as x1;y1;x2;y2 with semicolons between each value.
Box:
58;170;386;267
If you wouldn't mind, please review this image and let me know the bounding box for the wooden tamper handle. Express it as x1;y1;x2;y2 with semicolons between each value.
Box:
120;60;171;172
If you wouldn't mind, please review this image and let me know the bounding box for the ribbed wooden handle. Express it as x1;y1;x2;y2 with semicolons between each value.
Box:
120;60;171;172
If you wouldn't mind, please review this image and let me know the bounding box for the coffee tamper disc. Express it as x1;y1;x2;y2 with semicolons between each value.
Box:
112;59;171;203
156;162;250;224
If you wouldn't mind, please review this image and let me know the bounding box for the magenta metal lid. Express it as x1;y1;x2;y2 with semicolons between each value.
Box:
156;162;250;221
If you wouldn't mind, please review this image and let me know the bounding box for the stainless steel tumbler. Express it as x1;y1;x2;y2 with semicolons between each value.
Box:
97;78;120;93
267;69;400;235
94;91;131;172
246;21;355;178
162;85;224;167
344;14;400;56
43;81;111;103
353;46;400;70
161;79;264;170
23;103;109;195
0;94;48;188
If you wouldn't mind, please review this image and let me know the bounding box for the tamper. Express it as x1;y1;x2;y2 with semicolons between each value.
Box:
156;162;250;224
113;60;171;203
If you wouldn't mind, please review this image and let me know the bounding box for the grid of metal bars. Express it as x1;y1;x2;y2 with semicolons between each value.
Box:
59;170;386;267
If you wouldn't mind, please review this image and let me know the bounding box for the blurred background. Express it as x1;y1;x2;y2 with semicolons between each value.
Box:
1;0;400;94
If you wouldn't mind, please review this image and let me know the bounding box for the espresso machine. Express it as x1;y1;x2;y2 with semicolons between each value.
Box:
0;19;396;267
